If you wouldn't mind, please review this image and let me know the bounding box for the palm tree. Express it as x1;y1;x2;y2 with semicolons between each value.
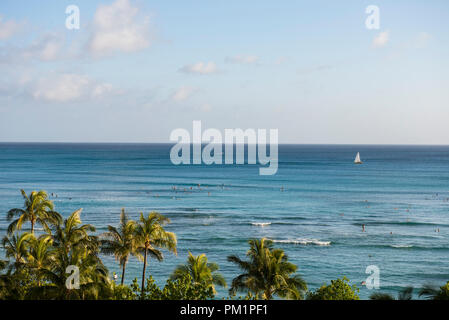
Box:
228;238;307;299
134;212;177;297
100;208;140;285
370;286;413;300
369;292;395;300
51;208;97;255
419;282;449;300
30;209;112;299
27;234;55;286
0;260;7;271
31;247;111;300
170;251;226;294
7;189;61;234
2;232;34;266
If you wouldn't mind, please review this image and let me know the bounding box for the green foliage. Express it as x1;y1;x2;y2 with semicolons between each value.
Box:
419;281;449;300
1;205;112;300
369;292;395;300
227;291;256;300
227;238;307;300
6;189;61;234
438;282;449;300
0;267;39;300
370;286;413;300
111;282;137;300
134;212;177;297
307;277;359;300
170;251;226;294
100;209;140;285
132;275;214;300
159;274;215;300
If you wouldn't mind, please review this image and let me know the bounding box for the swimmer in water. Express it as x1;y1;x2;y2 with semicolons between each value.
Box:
362;224;365;232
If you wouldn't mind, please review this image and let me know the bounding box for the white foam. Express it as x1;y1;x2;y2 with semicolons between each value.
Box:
390;244;413;248
251;222;272;227
271;238;331;246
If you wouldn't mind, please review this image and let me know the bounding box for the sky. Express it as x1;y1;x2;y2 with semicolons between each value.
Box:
0;0;448;144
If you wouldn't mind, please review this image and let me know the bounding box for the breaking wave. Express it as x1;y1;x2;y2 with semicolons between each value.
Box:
271;238;331;246
251;222;272;227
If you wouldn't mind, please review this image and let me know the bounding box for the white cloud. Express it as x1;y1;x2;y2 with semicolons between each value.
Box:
24;34;64;61
372;31;389;48
172;86;195;102
0;33;65;64
32;73;115;102
179;62;218;75
92;83;114;98
88;0;151;56
225;55;259;64
0;16;24;40
32;74;90;102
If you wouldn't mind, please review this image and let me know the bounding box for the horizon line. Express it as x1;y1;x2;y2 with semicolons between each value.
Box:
1;141;449;147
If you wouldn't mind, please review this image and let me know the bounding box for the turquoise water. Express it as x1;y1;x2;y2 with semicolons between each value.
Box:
0;143;448;299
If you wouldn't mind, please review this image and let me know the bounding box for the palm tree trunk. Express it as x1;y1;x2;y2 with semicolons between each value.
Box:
141;248;148;298
121;260;127;286
31;220;35;234
264;290;272;300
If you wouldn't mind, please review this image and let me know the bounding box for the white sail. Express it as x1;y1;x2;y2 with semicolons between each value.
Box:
354;152;362;164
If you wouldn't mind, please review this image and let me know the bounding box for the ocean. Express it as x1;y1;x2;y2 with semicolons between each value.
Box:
0;143;448;299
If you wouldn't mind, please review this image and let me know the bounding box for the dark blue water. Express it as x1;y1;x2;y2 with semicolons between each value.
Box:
0;143;448;299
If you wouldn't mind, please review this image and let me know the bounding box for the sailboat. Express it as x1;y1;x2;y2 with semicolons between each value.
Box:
354;152;363;164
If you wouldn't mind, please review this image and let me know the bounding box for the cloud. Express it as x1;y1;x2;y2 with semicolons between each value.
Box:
1;0;154;62
92;83;115;98
31;73;115;102
0;33;65;64
225;55;259;64
24;34;64;61
0;16;24;40
88;0;151;56
172;86;195;102
179;62;218;75
372;31;389;48
32;74;89;102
